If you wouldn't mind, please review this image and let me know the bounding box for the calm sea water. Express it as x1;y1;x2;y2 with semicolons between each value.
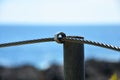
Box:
0;24;120;69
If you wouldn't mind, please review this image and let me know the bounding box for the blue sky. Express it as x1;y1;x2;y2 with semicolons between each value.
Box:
0;0;120;69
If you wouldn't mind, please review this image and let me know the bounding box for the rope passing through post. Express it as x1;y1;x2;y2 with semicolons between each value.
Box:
0;32;120;52
54;32;66;43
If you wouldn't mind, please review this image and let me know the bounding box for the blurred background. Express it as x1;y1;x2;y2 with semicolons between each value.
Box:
0;0;120;80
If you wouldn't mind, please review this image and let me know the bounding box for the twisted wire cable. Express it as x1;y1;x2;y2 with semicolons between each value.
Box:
0;35;120;52
62;36;120;52
0;38;54;48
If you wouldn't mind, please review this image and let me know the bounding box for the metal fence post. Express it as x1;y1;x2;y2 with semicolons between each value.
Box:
63;37;84;80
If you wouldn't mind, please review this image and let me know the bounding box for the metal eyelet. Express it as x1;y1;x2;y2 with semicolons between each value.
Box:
54;32;66;43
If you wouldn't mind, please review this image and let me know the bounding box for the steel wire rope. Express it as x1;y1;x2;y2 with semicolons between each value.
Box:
0;38;54;48
62;36;120;52
0;33;120;52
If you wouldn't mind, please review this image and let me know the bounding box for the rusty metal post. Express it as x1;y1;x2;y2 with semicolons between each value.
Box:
63;37;84;80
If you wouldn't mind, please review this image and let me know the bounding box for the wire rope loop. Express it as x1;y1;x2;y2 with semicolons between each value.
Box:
54;32;66;44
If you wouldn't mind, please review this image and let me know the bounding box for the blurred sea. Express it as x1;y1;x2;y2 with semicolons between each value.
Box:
0;24;120;69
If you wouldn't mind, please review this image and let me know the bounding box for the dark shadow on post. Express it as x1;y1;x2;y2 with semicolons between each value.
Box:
64;37;84;80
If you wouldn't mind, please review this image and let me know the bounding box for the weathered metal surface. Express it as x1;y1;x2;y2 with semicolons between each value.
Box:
63;37;84;80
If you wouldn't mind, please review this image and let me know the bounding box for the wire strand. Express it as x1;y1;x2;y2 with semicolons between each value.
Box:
0;36;120;52
62;37;120;52
0;38;54;48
